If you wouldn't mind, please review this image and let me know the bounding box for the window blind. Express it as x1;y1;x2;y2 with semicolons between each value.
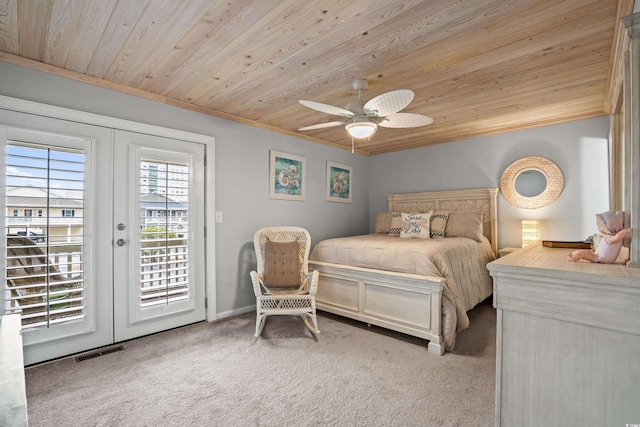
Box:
5;142;85;330
139;159;190;308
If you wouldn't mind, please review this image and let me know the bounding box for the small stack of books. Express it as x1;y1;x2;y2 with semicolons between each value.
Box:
542;240;592;249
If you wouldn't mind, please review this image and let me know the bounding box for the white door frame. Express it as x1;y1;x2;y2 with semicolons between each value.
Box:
0;95;216;364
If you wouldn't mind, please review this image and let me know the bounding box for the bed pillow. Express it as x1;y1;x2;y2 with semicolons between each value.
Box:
400;212;432;239
375;212;392;233
388;212;403;236
445;211;483;242
430;212;449;239
263;240;300;288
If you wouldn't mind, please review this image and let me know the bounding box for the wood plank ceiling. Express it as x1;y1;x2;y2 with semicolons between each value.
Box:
0;0;632;155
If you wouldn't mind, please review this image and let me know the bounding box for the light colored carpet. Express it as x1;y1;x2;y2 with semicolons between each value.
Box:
25;301;496;427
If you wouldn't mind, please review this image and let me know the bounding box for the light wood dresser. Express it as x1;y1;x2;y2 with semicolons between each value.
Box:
487;242;640;427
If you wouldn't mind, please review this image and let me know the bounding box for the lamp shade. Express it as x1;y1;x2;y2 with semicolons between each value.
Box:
521;220;539;247
346;120;377;139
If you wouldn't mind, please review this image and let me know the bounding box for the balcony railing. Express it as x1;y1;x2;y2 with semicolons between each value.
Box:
139;241;189;307
6;240;84;329
7;217;84;226
142;217;188;231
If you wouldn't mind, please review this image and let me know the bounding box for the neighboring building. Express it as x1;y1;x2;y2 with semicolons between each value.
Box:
139;193;188;233
7;187;188;241
140;162;188;203
6;186;83;244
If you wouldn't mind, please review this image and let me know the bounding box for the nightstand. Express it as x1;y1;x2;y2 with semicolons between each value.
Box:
498;247;520;257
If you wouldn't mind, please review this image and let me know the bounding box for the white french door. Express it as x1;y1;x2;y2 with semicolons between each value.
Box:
2;111;207;364
112;130;206;342
2;115;113;365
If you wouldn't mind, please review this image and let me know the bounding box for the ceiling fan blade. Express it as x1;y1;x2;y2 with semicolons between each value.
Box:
378;113;433;128
298;121;346;131
299;100;354;117
363;89;414;117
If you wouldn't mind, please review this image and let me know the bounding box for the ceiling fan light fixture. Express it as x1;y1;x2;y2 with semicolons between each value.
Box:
346;120;377;139
298;80;431;146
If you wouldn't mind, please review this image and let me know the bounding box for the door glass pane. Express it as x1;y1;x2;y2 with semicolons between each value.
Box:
139;159;189;308
5;142;85;330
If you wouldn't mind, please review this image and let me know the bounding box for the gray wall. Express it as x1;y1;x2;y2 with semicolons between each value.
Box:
368;117;611;249
0;62;369;316
0;61;611;314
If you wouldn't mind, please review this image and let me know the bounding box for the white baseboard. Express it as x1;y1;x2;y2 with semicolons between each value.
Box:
213;305;255;321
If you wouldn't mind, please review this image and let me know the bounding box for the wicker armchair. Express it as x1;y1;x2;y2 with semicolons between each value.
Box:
250;227;320;337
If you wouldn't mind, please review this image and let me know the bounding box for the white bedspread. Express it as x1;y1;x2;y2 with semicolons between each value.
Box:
310;234;495;348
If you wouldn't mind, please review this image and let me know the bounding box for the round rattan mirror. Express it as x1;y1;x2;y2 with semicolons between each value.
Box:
500;156;564;209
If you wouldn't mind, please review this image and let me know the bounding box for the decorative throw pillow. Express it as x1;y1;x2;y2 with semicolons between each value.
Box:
263;240;300;288
400;212;432;239
445;211;484;242
388;212;403;236
430;212;449;238
375;212;392;234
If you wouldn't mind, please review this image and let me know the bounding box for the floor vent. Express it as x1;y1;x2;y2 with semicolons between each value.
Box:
75;345;124;362
100;346;125;356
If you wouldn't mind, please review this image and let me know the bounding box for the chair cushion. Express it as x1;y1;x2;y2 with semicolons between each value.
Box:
263;240;300;288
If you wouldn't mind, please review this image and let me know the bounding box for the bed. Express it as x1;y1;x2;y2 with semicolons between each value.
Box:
309;188;498;355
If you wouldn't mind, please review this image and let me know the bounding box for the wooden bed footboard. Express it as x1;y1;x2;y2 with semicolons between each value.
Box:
309;260;446;355
309;187;499;355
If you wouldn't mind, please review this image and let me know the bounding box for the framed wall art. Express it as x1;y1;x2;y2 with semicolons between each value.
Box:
269;150;306;201
326;161;352;203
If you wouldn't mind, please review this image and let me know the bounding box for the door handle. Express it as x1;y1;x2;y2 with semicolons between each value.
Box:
116;238;126;246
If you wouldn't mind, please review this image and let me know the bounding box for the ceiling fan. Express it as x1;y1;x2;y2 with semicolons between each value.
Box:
298;79;433;151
